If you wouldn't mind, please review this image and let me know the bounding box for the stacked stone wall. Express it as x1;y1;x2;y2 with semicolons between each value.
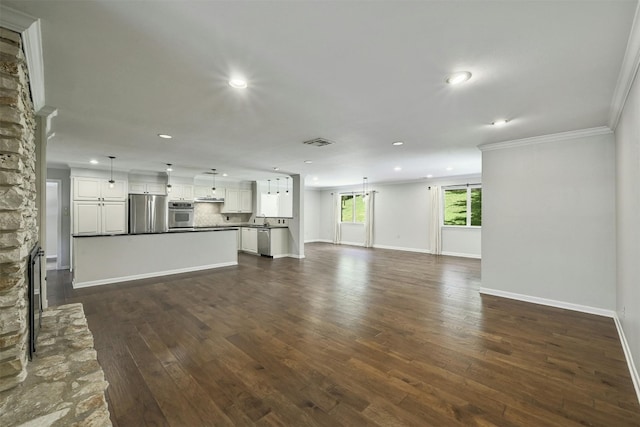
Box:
0;27;37;392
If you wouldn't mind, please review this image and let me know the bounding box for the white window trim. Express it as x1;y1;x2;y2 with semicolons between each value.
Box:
442;184;481;227
339;192;366;224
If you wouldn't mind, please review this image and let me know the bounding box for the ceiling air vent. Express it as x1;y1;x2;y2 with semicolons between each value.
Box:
303;138;335;147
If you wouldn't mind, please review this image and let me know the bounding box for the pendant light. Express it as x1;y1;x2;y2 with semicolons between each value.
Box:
211;168;217;195
285;177;290;196
166;164;172;193
276;178;280;195
268;179;271;195
108;156;116;188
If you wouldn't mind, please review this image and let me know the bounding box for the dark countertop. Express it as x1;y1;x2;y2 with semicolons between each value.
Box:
73;226;239;238
73;224;289;238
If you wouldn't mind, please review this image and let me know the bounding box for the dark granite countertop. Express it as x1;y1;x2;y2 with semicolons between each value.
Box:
73;226;239;238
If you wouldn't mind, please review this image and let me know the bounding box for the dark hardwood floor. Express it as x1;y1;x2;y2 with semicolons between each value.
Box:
46;243;640;426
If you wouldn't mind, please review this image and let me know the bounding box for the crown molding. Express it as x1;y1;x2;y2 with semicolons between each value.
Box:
0;5;46;112
478;127;613;152
609;2;640;130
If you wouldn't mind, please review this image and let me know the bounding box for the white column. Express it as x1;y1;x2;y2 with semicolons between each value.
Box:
289;174;305;258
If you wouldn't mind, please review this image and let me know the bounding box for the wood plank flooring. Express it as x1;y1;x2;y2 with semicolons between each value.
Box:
47;243;640;426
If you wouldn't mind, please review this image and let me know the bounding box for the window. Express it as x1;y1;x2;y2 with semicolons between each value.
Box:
443;186;481;226
341;194;365;223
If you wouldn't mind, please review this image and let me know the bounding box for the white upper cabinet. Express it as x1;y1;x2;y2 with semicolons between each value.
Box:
73;177;127;201
222;189;252;213
129;182;166;195
168;184;194;201
194;185;212;199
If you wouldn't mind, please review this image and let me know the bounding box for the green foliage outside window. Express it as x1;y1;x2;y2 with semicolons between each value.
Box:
341;194;365;223
443;187;481;226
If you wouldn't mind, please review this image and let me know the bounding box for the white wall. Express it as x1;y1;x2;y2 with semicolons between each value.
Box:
306;178;481;257
481;131;616;311
304;190;322;242
46;168;71;268
615;67;640;385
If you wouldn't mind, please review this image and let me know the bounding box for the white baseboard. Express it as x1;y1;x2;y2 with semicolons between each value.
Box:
373;244;430;254
479;287;615;318
46;255;57;261
72;261;238;289
613;313;640;404
305;239;332;243
339;241;365;247
286;254;306;259
60;264;70;270
441;251;481;259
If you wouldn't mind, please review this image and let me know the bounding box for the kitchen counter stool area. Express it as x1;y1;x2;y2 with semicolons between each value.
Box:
72;229;237;288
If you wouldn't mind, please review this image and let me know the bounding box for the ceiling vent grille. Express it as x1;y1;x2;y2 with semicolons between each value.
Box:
303;138;334;147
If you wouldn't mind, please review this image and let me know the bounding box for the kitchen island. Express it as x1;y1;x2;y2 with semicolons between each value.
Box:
72;228;238;288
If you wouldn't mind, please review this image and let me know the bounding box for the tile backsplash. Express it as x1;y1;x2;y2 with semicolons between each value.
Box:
193;203;250;227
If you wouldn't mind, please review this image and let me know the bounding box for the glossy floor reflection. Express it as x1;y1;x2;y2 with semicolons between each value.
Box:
47;243;640;426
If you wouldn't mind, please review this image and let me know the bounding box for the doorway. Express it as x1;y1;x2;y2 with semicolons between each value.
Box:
46;180;61;270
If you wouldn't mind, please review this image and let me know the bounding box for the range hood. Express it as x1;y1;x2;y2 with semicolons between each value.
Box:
195;197;225;203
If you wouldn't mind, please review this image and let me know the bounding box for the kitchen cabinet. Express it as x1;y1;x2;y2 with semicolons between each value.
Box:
168;184;194;201
129;182;166;195
73;201;127;235
194;185;213;199
278;194;293;218
222;189;252;213
73;177;127;201
241;227;258;253
269;228;290;257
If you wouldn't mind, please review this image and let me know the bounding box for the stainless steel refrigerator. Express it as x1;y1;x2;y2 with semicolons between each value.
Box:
129;194;168;234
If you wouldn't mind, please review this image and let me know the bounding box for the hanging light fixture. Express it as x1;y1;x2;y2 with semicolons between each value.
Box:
276;178;280;195
268;179;271;195
108;156;116;188
285;177;290;196
166;163;172;193
363;177;368;200
211;168;217;195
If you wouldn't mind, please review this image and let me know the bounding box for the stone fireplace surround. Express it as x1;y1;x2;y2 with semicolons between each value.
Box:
0;26;111;425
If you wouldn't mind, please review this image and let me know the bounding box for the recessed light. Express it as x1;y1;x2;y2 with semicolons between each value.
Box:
304;160;313;164
158;134;172;139
392;141;404;146
394;166;402;171
492;119;509;126
222;173;228;177
446;71;472;85
89;159;99;165
273;167;280;171
166;166;173;172
446;167;453;171
229;79;248;89
426;174;433;178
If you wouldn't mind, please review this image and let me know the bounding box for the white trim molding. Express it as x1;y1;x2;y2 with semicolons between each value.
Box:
609;1;640;130
441;251;481;259
0;5;46;112
305;239;333;244
613;314;640;404
478;127;612;152
72;261;238;289
373;244;430;254
479;287;615;318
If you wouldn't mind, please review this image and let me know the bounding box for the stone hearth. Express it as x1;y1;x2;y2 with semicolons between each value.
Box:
0;303;111;426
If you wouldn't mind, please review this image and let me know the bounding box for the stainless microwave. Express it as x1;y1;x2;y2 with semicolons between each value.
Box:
168;201;194;229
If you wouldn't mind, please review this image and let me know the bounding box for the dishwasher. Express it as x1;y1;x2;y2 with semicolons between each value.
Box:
257;228;271;256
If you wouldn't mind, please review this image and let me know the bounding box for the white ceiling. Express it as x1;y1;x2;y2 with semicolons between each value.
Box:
6;0;637;188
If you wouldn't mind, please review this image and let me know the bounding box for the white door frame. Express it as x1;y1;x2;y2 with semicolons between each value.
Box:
46;179;63;270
